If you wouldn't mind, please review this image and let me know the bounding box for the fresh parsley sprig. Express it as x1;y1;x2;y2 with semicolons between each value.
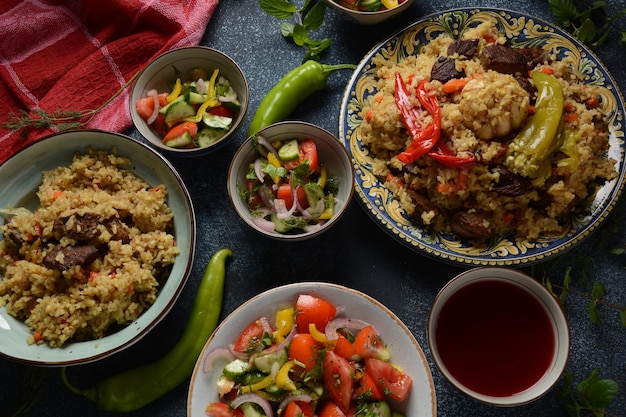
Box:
548;0;626;47
259;0;331;62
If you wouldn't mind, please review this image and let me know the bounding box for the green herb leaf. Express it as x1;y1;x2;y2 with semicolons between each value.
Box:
302;0;326;31
620;309;626;327
292;24;310;46
281;21;295;37
577;369;618;411
259;0;297;19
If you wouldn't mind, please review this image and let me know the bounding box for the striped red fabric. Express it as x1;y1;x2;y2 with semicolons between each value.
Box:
0;0;218;164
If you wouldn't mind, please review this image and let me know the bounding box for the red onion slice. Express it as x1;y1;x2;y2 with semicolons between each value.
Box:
254;158;265;183
196;78;206;94
252;214;275;233
230;393;274;417
325;318;372;341
277;394;314;414
146;89;160;125
203;347;236;374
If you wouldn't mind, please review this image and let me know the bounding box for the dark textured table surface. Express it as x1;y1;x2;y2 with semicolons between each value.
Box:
2;1;625;416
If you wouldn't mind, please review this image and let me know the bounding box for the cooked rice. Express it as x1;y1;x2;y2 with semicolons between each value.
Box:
0;148;179;347
359;21;618;240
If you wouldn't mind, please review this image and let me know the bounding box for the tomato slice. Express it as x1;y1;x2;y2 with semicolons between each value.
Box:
232;319;267;354
300;139;319;171
245;179;262;209
209;104;236;118
322;351;354;413
283;400;315;417
205;402;235;417
333;334;358;360
352;326;390;361
365;357;413;402
295;294;337;333
135;93;168;120
277;184;294;209
283;139;319;171
318;401;347;417
353;370;385;401
288;333;322;374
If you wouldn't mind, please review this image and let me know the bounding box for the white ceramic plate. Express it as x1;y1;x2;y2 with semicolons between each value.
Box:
0;130;195;366
187;282;436;417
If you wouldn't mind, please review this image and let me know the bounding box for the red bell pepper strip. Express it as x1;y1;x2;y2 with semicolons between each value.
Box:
427;140;477;169
394;74;441;164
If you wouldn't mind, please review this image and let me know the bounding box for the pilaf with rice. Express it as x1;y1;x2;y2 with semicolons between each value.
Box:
359;20;618;241
0;148;179;347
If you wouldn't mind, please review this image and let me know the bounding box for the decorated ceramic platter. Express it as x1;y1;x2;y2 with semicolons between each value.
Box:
339;8;626;266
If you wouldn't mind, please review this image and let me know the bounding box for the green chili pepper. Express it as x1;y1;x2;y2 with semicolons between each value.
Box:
505;70;564;180
61;248;232;412
247;60;356;136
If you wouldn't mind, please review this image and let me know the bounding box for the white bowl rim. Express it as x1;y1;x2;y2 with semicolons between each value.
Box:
130;46;249;155
0;129;196;366
187;281;437;417
427;267;570;406
227;121;355;241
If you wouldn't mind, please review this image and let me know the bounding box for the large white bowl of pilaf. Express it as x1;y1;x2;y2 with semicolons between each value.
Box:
0;130;195;366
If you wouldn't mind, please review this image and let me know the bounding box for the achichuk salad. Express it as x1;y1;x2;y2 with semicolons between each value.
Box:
239;137;340;235
135;67;240;149
203;294;412;417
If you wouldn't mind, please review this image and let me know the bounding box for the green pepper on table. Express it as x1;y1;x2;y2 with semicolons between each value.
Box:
61;248;232;412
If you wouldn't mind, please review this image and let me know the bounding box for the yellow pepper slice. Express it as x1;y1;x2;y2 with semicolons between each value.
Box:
381;0;399;8
273;308;295;343
309;323;329;343
239;374;274;393
275;360;296;391
267;153;283;183
166;78;182;103
318;166;327;189
318;194;334;220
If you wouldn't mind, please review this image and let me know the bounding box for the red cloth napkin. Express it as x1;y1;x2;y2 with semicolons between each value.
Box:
0;0;219;164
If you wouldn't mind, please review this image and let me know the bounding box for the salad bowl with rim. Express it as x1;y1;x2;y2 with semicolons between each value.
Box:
187;282;436;417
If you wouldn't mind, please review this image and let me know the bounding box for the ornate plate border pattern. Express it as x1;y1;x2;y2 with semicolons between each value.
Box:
339;8;626;266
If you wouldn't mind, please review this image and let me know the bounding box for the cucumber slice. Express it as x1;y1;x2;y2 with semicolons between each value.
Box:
164;131;194;148
278;139;300;162
185;91;207;104
223;98;241;111
202;113;233;130
253;348;288;373
164;101;196;125
196;128;225;148
270;213;292;233
222;359;250;378
158;95;184;114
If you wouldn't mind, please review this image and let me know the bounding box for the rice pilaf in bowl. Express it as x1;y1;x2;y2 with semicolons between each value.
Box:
0;130;195;366
340;8;626;266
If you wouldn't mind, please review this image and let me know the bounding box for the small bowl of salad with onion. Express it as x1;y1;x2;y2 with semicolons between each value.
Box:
188;282;437;417
227;121;354;240
323;0;413;25
130;46;249;156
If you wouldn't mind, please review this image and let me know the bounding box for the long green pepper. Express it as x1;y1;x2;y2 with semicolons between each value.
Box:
61;248;232;412
247;60;356;136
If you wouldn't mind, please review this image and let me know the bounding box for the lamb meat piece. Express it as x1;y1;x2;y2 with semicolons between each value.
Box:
447;39;479;58
53;212;102;241
431;56;465;83
517;47;551;69
104;218;130;243
449;210;494;239
492;166;532;197
516;75;535;95
480;44;528;75
43;244;100;270
406;189;440;224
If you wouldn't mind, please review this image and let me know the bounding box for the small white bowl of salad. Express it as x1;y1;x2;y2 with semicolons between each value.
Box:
227;121;354;240
323;0;413;25
187;282;437;417
130;46;249;156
